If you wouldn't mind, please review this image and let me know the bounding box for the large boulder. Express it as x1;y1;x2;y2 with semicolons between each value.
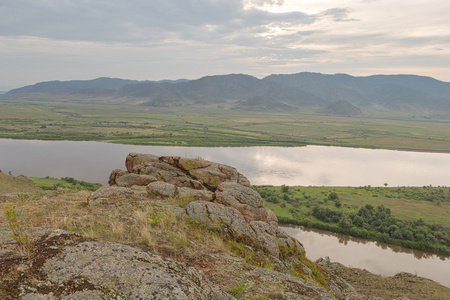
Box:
125;153;158;173
108;168;128;186
134;162;204;189
116;173;157;187
186;201;255;241
187;162;251;190
91;186;148;201
185;201;301;259
146;181;179;198
215;182;275;223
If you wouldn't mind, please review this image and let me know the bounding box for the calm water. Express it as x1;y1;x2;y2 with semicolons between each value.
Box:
282;225;450;288
1;138;450;186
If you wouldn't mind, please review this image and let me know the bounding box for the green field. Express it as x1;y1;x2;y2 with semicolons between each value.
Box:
254;185;450;255
30;176;102;191
2;98;450;151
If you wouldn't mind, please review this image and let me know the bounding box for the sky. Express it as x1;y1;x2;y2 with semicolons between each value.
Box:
1;0;449;91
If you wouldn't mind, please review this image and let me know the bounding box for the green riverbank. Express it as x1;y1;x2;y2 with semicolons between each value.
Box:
254;185;450;256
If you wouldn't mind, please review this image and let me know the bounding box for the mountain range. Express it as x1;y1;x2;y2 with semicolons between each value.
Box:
6;73;450;117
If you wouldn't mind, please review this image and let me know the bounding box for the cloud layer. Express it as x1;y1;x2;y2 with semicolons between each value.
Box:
1;0;449;90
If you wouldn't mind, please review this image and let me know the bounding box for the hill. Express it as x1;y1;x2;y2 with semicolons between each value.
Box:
1;154;449;299
0;171;41;194
6;72;450;117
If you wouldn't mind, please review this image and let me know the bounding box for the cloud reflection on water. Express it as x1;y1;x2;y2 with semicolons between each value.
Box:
1;140;450;186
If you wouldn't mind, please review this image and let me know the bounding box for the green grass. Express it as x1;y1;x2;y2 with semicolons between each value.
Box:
2;99;450;151
30;176;102;191
254;185;450;255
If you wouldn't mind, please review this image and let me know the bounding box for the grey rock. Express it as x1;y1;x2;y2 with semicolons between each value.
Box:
116;173;157;187
125;153;158;173
91;186;137;200
185;201;255;241
249;221;280;257
188;163;249;190
42;241;234;300
146;181;178;198
216;182;269;222
108;168;127;185
178;187;214;201
135;164;200;189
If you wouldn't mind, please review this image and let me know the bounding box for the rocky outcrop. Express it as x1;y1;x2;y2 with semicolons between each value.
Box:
1;154;394;299
104;154;312;262
0;228;233;299
106;154;306;260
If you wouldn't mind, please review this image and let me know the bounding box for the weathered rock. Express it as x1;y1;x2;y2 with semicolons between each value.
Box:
116;173;157;187
91;186;147;201
207;252;336;300
215;182;270;222
185;201;255;241
2;228;235;299
125;153;158;173
178;187;214;201
146;181;178;198
265;207;279;224
249;221;281;257
108;168;127;185
134;164;202;189
41;241;234;300
188;163;249;189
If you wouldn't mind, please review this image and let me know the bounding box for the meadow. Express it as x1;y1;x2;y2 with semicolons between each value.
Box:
254;185;450;255
2;98;450;151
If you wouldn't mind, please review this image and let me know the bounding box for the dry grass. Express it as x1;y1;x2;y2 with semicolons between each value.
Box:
0;189;231;260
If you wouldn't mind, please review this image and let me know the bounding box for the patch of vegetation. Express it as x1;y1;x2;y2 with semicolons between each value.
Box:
255;185;450;255
0;172;42;194
3;204;34;257
30;176;102;191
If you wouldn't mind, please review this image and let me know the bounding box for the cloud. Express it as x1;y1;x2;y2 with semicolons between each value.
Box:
321;8;359;22
0;0;315;45
1;0;449;89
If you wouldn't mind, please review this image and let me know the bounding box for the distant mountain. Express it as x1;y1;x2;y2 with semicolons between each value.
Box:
263;73;450;111
7;77;142;95
5;73;450;117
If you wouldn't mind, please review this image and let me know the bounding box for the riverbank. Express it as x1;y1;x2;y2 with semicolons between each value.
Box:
256;185;450;256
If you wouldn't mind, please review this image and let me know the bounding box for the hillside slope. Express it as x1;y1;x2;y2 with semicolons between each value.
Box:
0;171;41;194
6;72;450;116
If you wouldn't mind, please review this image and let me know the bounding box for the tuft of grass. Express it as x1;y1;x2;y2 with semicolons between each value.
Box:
228;282;248;299
3;204;34;257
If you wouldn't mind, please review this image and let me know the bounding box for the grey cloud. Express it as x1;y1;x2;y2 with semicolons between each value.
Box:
250;0;285;7
321;8;359;22
0;0;314;45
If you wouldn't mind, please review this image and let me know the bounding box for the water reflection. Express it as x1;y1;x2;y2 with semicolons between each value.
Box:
1;139;450;187
282;225;450;288
294;225;448;261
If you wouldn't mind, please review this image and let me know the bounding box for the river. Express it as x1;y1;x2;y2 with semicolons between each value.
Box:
282;225;450;288
1;139;450;186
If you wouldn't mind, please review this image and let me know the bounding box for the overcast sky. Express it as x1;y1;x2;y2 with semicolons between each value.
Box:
1;0;449;90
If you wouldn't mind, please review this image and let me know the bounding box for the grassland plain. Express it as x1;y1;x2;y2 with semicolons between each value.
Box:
2;98;450;151
254;185;450;255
